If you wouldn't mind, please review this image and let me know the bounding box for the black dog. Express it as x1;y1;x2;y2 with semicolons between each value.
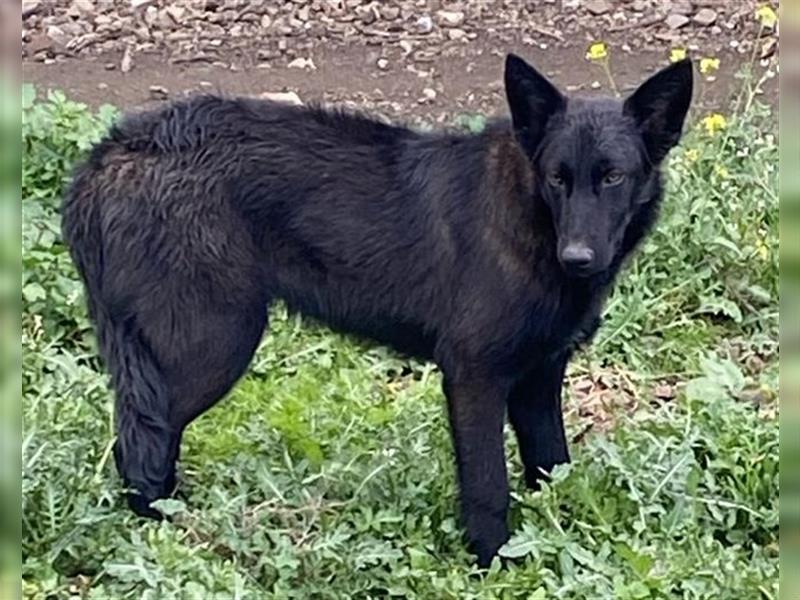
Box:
62;54;692;567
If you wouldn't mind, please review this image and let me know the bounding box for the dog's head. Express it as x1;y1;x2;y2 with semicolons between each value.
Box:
504;54;693;278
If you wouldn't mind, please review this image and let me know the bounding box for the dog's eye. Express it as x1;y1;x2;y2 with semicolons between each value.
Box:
547;173;565;187
602;171;625;186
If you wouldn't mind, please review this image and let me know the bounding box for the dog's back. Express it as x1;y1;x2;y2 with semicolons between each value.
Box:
63;96;507;372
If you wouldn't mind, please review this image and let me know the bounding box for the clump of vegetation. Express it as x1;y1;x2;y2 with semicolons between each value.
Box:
22;76;777;598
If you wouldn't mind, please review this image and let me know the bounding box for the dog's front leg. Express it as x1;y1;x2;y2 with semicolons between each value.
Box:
507;354;570;490
442;374;512;568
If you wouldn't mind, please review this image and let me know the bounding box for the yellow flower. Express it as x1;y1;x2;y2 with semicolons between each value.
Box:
714;164;729;179
755;4;778;28
670;48;687;63
700;57;720;74
757;243;769;260
685;148;700;162
702;113;727;136
586;42;608;62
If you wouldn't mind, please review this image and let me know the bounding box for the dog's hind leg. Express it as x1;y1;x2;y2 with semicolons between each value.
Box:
161;304;268;430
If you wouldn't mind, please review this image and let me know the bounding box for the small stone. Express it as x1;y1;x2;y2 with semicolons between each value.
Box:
654;384;675;399
665;13;690;29
761;37;777;59
585;0;610;15
436;9;465;27
259;91;302;106
60;22;85;37
591;80;601;89
73;0;95;15
448;28;467;41
399;39;413;56
120;46;133;72
356;5;375;24
149;85;169;100
257;48;279;60
27;33;52;56
22;0;41;18
287;56;316;70
143;5;158;25
45;25;70;47
422;87;436;100
260;14;272;28
131;0;156;8
739;389;769;406
156;8;174;29
693;8;717;27
376;57;389;70
380;5;400;20
416;15;433;33
631;0;647;10
166;5;186;22
104;62;116;70
669;0;693;16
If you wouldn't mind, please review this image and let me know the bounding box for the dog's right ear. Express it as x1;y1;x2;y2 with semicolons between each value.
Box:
504;54;565;155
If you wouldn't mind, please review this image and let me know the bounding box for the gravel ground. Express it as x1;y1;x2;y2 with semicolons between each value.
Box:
22;0;779;119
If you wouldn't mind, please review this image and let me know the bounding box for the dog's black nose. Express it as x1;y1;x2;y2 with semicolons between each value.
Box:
560;244;595;268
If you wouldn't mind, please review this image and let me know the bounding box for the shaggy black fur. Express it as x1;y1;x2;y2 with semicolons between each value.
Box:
62;54;692;566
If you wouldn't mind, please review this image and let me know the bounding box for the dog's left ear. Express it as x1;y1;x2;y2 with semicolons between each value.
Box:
624;59;693;164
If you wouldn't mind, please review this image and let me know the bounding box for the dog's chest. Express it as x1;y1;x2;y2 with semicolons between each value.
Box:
516;281;606;362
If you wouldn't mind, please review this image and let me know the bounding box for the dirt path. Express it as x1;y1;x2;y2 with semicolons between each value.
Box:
22;0;778;119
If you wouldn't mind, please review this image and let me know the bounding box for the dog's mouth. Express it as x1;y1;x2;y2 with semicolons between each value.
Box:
559;261;601;278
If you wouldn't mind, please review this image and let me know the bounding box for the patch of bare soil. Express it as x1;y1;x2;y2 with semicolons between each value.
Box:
22;0;778;119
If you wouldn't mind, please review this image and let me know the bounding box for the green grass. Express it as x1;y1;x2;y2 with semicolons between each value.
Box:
22;86;778;599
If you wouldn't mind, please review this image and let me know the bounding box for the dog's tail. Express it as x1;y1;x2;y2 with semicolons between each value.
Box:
62;164;176;516
107;323;177;517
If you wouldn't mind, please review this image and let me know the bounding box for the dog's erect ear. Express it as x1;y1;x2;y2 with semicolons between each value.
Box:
624;58;693;164
504;54;565;154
